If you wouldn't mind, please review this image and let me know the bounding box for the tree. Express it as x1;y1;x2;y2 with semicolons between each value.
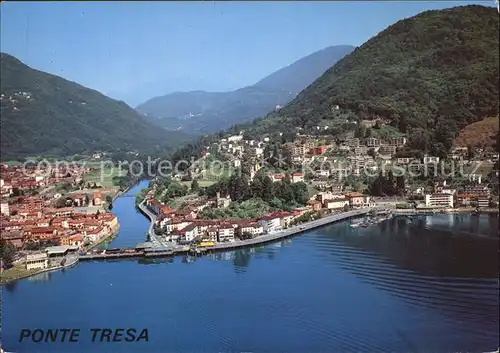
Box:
367;148;376;158
467;144;475;160
239;231;253;240
11;188;22;197
0;241;16;269
191;179;199;192
54;197;67;208
291;182;309;205
395;176;406;195
365;128;372;138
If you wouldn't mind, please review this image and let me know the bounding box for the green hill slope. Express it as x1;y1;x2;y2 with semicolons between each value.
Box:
0;53;187;159
243;5;499;155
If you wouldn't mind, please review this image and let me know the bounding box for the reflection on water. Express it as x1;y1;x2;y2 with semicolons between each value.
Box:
26;271;52;283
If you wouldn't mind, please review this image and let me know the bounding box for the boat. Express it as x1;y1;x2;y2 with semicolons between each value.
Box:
350;223;360;228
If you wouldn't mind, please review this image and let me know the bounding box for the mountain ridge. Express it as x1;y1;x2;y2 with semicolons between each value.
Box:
0;52;187;159
136;45;354;134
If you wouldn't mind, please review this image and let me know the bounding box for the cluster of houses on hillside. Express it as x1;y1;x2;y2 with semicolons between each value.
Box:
188;127;498;188
0;163;94;197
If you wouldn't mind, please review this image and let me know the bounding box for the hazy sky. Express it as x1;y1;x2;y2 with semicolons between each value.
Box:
1;1;495;106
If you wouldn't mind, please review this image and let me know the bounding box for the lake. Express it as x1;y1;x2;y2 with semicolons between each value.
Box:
2;180;498;352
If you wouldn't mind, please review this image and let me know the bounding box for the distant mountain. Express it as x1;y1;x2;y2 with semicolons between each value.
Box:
136;45;354;134
240;5;499;157
0;53;188;159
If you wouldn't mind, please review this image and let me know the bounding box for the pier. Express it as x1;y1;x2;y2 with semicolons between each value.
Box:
80;207;375;261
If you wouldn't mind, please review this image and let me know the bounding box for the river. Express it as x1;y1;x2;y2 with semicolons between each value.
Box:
2;180;499;352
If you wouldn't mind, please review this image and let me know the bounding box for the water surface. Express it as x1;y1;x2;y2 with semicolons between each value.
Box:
2;183;498;352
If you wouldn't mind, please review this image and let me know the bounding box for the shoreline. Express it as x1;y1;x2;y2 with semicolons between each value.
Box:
1;255;79;285
81;207;374;261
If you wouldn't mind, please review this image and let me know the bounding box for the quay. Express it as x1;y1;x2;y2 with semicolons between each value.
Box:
80;207;374;261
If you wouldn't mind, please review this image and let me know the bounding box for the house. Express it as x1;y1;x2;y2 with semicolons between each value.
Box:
345;192;365;208
366;138;381;148
148;200;163;215
258;215;282;233
2;231;24;248
346;138;360;148
354;146;368;155
396;157;413;165
324;198;349;210
165;219;192;234
92;191;103;206
423;155;440;164
315;170;330;178
25;252;49;271
424;193;454;208
202;228;219;242
181;224;199;242
309;146;327;155
239;222;263;237
464;185;490;195
307;199;322;212
378;145;396;156
272;211;294;228
248;147;264;158
0;202;10;216
389;137;407;147
83;227;104;243
218;223;235;242
477;195;491;208
61;234;84;248
72;193;87;207
292;172;304;183
216;192;231;208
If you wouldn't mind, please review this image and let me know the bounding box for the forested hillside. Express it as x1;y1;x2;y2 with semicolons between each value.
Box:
0;53;187;159
241;5;499;156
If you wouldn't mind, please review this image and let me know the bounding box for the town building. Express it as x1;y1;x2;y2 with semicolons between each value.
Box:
423;155;440;164
424;193;454;208
366;138;381;148
292;173;304;183
258;215;282;233
25;252;49;271
92;191;102;206
218;224;235;242
324;198;349;210
378;145;397;156
389;137;407;147
0;202;9;216
345;192;365;208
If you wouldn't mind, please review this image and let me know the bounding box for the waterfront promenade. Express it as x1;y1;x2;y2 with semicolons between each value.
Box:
137;201;167;247
80;206;375;261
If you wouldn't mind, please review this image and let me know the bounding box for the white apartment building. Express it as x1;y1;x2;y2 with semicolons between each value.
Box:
0;202;10;216
425;193;454;208
258;216;282;233
218;225;235;242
